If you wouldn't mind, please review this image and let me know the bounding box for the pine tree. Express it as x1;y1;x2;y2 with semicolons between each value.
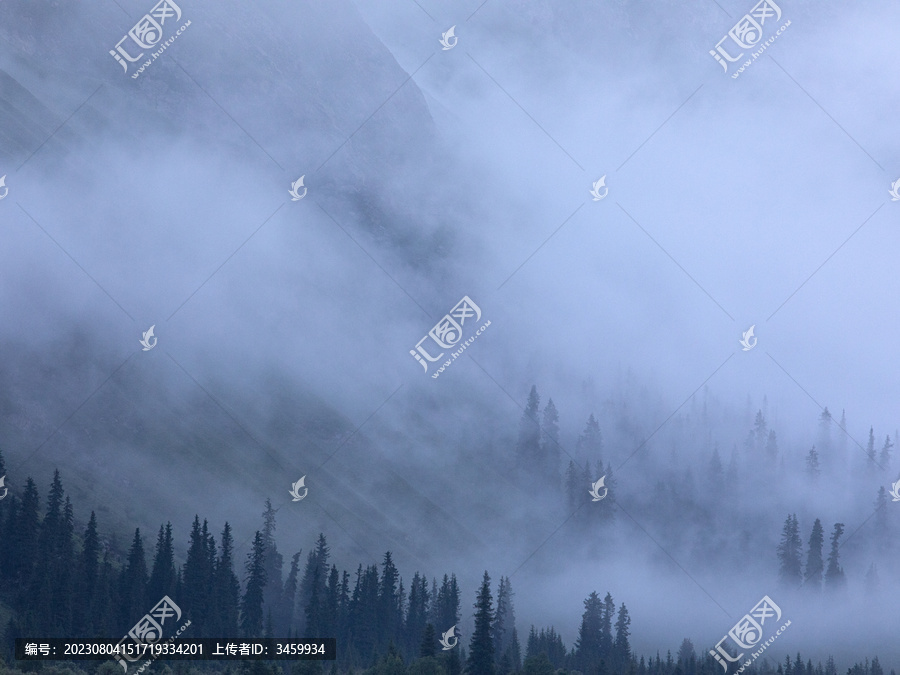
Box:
804;518;824;592
817;408;832;462
73;512;101;637
147;523;176;602
118;528;148;632
280;551;302;637
420;623;437;658
776;514;802;589
613;604;631;670
241;531;268;637
214;522;241;638
540;399;561;486
467;571;495;675
873;487;889;556
753;411;767;453
516;386;542;473
824;523;846;590
866;427;877;469
573;591;603;672
298;534;330;636
379;551;402;650
766;431;779;462
407;572;430;660
878;436;893;469
506;628;522;673
492;576;515;661
261;499;284;624
183;516;215;635
805;448;821;479
600;593;615;659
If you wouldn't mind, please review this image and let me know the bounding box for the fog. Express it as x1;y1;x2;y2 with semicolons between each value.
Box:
1;0;899;671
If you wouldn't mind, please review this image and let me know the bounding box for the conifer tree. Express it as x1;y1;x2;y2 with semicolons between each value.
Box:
573;591;603;672
215;522;241;638
73;512;101;636
407;572;430;659
261;499;284;623
805;448;821;480
280;551;302;637
420;623;437;659
379;551;402;650
824;523;846;590
613;604;631;671
866;427;877;469
147;523;176;602
766;431;778;462
492;576;515;661
467;571;495;675
600;593;615;659
118;529;148;632
540;399;561;485
516;387;542;472
298;534;330;636
878;436;893;469
241;531;268;637
804;518;824;592
777;514;802;588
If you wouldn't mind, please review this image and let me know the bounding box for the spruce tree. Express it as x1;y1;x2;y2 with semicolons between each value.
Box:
147;523;176;602
599;593;615;659
407;572;430;659
298;534;330;635
73;511;101;637
866;427;877;469
540;399;561;485
804;518;824;592
467;571;495;675
215;522;241;638
280;551;302;637
873;487;889;556
516;387;542;473
241;530;268;637
805;448;821;480
824;523;846;590
118;529;149;632
613;604;631;671
879;436;893;469
492;576;515;661
420;623;437;658
183;516;215;634
573;591;603;672
261;499;284;623
379;551;402;650
776;514;802;588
